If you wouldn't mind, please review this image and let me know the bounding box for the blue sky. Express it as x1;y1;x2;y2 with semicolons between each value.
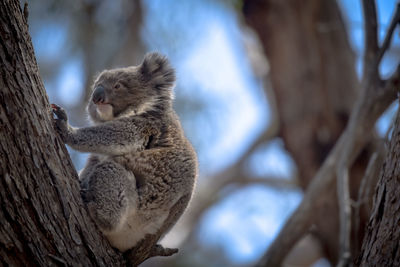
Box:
31;0;399;265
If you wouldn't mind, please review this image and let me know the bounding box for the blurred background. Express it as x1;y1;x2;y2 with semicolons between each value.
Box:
27;0;399;266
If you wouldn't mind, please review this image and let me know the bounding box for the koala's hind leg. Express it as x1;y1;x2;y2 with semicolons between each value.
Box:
79;155;100;191
84;160;138;232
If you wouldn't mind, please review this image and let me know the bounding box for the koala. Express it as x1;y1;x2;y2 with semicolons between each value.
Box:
51;52;198;252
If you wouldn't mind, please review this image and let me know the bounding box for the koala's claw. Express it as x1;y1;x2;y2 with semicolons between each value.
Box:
51;104;69;142
51;103;68;121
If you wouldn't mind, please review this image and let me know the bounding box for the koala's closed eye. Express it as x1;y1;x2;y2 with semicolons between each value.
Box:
114;83;121;89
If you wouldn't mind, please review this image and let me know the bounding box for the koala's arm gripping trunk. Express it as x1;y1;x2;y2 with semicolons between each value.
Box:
66;120;150;155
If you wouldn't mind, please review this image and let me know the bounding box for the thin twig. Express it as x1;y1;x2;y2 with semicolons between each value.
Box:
361;0;378;76
355;152;378;211
336;166;352;267
362;155;381;211
377;3;400;63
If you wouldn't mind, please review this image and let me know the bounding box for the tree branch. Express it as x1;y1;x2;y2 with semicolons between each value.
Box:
335;3;400;264
257;59;399;267
362;0;378;76
336;167;351;267
377;3;400;63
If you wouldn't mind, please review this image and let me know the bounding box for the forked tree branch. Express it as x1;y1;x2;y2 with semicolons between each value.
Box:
256;2;400;265
361;0;378;77
257;66;399;267
377;3;400;63
336;3;400;266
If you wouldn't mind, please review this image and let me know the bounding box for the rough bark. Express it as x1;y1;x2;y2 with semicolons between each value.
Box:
357;106;400;266
0;1;124;265
243;0;372;263
0;1;170;266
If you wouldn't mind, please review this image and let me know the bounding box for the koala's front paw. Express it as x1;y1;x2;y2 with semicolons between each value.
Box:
51;104;68;120
51;104;70;142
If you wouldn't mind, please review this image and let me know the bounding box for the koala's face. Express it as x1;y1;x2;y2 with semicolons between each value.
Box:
88;67;148;122
88;53;175;123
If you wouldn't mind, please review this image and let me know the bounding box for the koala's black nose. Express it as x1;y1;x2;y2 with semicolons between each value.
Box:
92;86;105;104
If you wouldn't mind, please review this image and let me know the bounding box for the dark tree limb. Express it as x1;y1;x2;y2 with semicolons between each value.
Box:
336;3;400;265
377;3;400;63
361;0;378;76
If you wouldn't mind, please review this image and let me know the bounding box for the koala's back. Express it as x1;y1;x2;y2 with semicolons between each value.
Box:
92;111;197;251
120;111;197;209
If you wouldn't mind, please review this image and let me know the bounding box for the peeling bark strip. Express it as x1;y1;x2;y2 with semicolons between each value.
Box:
0;1;176;266
357;107;400;266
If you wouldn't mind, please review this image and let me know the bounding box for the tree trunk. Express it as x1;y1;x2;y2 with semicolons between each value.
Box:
243;0;373;264
0;1;124;265
357;106;400;266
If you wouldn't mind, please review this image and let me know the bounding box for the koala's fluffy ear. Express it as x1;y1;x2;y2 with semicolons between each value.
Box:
140;52;176;90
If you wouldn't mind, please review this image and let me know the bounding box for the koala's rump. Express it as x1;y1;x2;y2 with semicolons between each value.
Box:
104;209;169;252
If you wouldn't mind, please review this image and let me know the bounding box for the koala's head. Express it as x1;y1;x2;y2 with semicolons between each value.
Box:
88;52;176;123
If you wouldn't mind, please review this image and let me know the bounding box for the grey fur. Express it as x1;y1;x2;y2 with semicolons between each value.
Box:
52;52;198;252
